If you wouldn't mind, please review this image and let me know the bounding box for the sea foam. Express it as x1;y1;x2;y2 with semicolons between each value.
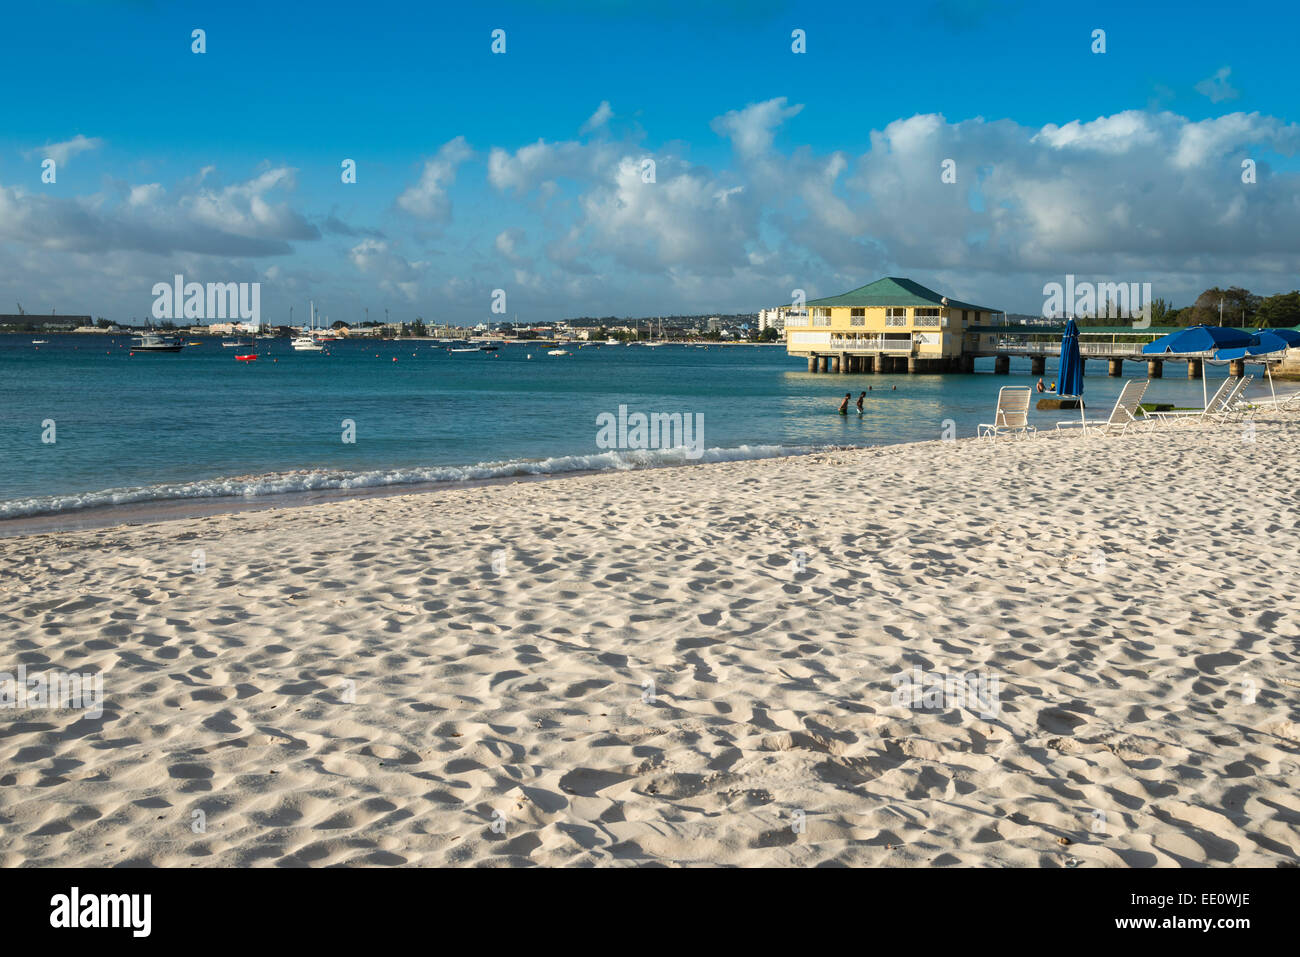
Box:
0;444;817;518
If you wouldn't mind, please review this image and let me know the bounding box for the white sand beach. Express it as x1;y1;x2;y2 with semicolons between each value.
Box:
2;416;1298;867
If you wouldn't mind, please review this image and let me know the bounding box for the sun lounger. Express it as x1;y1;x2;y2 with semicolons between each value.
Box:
978;386;1035;440
1054;379;1150;435
1233;386;1300;415
1150;376;1244;426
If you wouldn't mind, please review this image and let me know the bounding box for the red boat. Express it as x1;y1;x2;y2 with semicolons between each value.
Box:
235;354;258;362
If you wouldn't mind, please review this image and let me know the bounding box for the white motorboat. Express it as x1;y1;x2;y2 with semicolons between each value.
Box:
292;301;326;351
131;332;185;352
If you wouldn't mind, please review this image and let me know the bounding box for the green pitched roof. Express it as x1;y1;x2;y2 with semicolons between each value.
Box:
806;277;996;313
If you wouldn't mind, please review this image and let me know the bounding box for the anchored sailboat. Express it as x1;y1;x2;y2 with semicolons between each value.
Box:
292;302;325;352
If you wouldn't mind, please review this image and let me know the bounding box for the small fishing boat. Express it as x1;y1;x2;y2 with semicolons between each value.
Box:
547;348;570;356
477;344;500;352
31;339;48;344
235;353;258;362
448;346;478;353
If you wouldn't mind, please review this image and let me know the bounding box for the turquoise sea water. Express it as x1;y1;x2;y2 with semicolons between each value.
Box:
0;333;1239;519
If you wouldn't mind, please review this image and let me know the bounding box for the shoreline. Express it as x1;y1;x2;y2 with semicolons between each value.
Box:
0;443;832;538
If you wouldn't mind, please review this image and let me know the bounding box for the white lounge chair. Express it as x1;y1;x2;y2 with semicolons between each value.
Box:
1216;375;1260;421
978;386;1035;440
1055;379;1151;435
1150;376;1242;426
1227;379;1297;417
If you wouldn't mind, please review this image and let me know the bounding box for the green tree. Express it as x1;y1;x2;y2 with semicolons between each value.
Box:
1255;291;1300;328
1188;286;1260;327
1148;298;1174;326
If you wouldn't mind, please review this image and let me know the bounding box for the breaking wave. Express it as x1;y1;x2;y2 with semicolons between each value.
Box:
0;443;822;519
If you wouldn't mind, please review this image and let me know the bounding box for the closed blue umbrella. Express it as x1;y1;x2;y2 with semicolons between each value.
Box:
1057;319;1085;426
1058;319;1084;397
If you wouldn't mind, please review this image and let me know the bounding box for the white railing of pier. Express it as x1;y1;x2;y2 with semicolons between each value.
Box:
989;341;1151;356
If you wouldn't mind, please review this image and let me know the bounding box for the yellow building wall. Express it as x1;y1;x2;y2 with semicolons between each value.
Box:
786;305;989;358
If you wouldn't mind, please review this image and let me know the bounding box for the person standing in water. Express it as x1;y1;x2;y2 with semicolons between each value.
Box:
838;393;850;415
1036;377;1045;393
856;391;866;414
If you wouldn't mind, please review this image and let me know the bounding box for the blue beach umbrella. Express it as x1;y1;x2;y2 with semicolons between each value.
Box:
1254;328;1300;349
1214;330;1299;403
1140;324;1256;357
1142;325;1256;407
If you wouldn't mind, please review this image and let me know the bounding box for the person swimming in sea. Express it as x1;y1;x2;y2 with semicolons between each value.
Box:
856;391;866;414
1036;377;1045;393
838;393;850;415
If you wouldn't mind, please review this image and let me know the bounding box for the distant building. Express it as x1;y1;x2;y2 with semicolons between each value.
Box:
786;277;998;369
706;317;721;332
0;314;91;330
205;321;258;335
757;308;787;332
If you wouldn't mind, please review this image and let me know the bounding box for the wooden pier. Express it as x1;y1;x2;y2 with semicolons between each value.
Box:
798;324;1197;376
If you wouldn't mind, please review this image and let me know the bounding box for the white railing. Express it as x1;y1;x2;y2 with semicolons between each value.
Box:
829;337;913;353
1082;342;1148;355
914;316;941;328
988;340;1152;356
885;316;908;327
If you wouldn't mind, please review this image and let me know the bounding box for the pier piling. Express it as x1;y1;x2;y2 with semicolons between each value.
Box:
994;355;1010;375
807;355;818;373
1229;359;1245;377
1030;356;1045;375
1147;359;1162;378
1188;358;1202;380
1108;358;1124;377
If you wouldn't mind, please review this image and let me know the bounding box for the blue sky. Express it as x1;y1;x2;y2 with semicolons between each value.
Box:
2;0;1298;324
